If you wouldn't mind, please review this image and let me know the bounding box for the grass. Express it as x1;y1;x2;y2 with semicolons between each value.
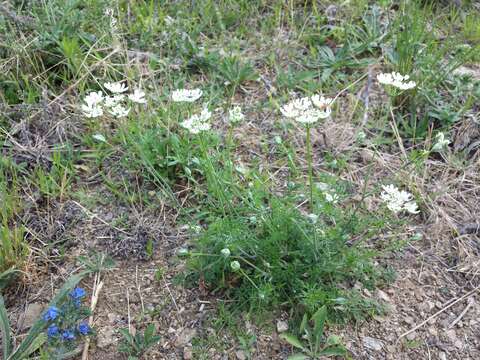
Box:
1;0;479;358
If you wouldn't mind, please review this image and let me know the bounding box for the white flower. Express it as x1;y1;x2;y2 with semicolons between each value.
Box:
128;88;147;104
280;97;312;118
295;108;327;124
181;108;212;134
377;72;416;90
325;192;339;203
230;260;241;271
81;103;103;118
381;184;419;214
171;88;203;102
104;94;125;108
108;104;130;118
221;248;231;257
84;91;104;106
104;81;128;94
431;132;450;152
228;106;245;124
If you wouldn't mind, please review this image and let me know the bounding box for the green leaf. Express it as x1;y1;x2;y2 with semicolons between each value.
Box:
279;333;306;351
9;270;93;360
16;333;46;358
287;354;309;360
299;313;308;335
0;295;13;360
318;345;347;356
311;306;327;351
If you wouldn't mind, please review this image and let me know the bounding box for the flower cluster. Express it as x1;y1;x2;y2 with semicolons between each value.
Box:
431;132;450;152
377;72;416;90
42;287;92;347
316;182;339;204
181;108;212;134
280;95;333;124
171;88;203;102
81;82;146;118
380;185;419;214
228;106;245;124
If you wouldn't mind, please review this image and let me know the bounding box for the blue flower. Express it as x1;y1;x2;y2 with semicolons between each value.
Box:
69;287;86;300
62;329;76;341
78;322;90;335
47;324;59;338
43;306;60;322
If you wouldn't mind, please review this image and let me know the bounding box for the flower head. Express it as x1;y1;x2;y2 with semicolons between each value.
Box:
104;94;125;108
377;72;416;90
47;324;59;338
181;108;212;134
81;103;103;118
171;88;202;102
280;97;312;118
84;91;104;106
228;106;245;124
70;287;86;300
108;104;130;118
380;184;419;214
431;132;450;152
62;329;76;341
230;260;241;272
280;95;332;124
78;322;91;335
43;306;60;322
128;88;147;104
104;82;128;94
295;108;329;124
221;248;231;258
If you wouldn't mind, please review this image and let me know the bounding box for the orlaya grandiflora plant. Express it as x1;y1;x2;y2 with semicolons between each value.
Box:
280;94;333;211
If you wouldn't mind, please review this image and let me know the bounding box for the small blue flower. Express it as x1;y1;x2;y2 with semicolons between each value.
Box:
78;322;90;335
43;306;60;322
62;329;76;341
47;324;59;338
69;287;86;300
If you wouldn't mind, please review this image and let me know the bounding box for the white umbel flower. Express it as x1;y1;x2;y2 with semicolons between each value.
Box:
104;81;129;94
431;132;450;152
228;106;245;124
171;88;203;102
104;94;125;108
280;97;312;118
128;88;147;104
221;248;231;257
377;72;416;90
82;103;103;118
311;95;333;109
84;91;104;106
181;108;212;134
108;104;130;118
380;184;419;214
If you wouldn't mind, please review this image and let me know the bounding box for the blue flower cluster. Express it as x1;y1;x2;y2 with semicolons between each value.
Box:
43;287;91;342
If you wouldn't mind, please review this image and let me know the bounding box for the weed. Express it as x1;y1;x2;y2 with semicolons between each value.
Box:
118;324;161;359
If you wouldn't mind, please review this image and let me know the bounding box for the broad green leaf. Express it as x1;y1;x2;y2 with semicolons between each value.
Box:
279;333;306;351
312;306;327;351
0;295;12;360
319;345;347;356
287;354;309;360
17;333;46;358
299;313;308;335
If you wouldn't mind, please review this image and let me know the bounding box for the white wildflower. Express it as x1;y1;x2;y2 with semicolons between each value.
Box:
431;132;450;152
221;248;231;258
228;106;245;124
311;95;333;110
108;103;130;118
280;97;312;118
380;184;419;214
377;72;416;90
128;88;147;104
171;88;203;102
325;192;339;204
84;91;104;106
281;95;331;124
181;108;212;134
296;108;329;124
104;94;125;108
230;260;241;271
81;103;103;118
104;81;128;94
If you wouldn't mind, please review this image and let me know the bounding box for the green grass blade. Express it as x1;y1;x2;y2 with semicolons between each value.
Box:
0;295;13;360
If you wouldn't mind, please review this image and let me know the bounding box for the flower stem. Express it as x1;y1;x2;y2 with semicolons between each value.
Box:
306;125;314;212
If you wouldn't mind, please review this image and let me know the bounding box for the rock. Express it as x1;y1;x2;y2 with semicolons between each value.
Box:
175;328;197;347
377;290;390;302
276;320;288;333
363;336;383;351
439;352;447;360
406;332;416;340
183;347;193;360
97;326;117;348
235;350;247;360
20;303;44;330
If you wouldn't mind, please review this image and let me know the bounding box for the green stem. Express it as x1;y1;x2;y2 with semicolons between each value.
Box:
306;125;314;212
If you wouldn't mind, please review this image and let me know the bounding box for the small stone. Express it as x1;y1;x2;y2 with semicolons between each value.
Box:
406;332;416;340
97;326;116;348
363;336;383;351
175;328;197;347
20;303;44;330
276;320;288;333
404;316;415;325
183;347;193;360
439;352;447;360
235;350;247;360
377;290;390;302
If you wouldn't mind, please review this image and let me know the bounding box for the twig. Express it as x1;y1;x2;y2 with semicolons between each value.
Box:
81;274;104;360
397;285;480;341
448;296;475;329
135;265;145;314
458;223;480;235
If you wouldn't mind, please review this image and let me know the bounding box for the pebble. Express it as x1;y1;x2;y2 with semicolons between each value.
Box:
235;350;247;360
363;336;383;351
276;320;288;333
175;328;197;347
